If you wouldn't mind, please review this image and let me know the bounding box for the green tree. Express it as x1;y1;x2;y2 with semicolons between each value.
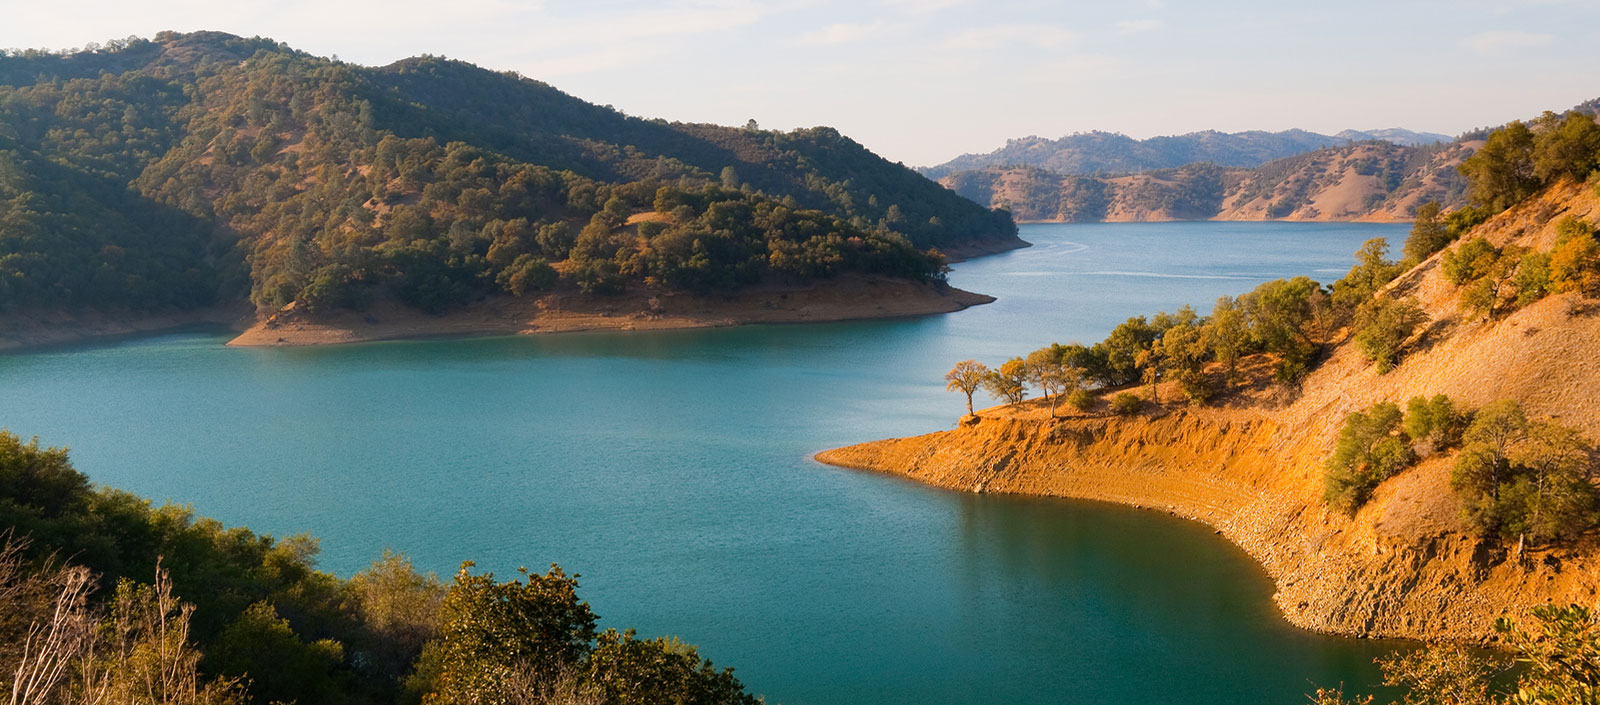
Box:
1403;394;1465;452
1157;320;1214;404
1459;121;1539;211
945;360;990;416
1241;277;1323;383
584;630;760;705
1320;605;1600;705
1333;238;1403;313
1204;296;1250;387
1532;110;1600;184
982;357;1029;405
1025;347;1080;417
1352;297;1427;373
1403;201;1455;264
1441;237;1500;285
1452;400;1599;543
1110;392;1143;415
426;563;598;705
1324;401;1416;515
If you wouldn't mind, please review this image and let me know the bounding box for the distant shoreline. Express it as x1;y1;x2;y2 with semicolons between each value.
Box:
225;275;996;348
1013;216;1413;225
0;306;254;354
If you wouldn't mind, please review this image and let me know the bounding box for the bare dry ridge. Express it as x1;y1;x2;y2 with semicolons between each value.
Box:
818;181;1600;642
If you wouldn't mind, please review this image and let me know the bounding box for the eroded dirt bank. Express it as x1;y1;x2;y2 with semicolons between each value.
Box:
819;409;1600;642
228;276;995;347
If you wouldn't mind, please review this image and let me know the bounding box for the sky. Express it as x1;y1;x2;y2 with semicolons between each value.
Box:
2;0;1598;166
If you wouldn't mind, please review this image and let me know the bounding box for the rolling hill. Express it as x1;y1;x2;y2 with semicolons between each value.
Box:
0;31;1020;337
919;127;1452;180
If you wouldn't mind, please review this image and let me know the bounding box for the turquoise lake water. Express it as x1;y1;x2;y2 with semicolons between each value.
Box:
1;222;1411;704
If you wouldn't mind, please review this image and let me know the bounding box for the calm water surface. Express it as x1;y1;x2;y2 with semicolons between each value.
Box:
1;222;1409;704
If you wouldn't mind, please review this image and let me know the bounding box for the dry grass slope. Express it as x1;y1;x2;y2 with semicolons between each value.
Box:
817;180;1600;642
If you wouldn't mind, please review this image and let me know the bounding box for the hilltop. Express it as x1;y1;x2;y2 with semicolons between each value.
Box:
919;127;1452;180
933;101;1600;224
0;31;1020;348
943;140;1474;222
820;125;1600;642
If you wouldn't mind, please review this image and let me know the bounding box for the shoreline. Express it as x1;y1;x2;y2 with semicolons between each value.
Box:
0;306;254;354
227;276;996;348
811;408;1558;645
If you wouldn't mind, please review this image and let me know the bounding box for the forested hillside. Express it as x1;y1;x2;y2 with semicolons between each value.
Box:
0;31;1018;318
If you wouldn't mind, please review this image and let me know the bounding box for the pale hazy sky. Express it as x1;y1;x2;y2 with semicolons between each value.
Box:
3;0;1597;166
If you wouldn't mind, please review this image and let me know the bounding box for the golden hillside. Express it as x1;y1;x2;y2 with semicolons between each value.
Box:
941;141;1474;223
818;180;1600;642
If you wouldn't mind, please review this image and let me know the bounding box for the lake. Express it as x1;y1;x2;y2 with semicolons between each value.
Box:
0;221;1410;704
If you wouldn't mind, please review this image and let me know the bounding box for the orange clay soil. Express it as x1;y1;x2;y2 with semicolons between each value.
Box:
818;180;1600;643
228;275;994;347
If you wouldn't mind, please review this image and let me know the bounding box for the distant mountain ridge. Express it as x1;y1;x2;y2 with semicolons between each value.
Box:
920;127;1453;179
941;140;1475;223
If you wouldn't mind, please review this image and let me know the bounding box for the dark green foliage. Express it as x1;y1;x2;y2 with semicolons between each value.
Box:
1513;250;1553;306
1532;110;1600;184
1441;237;1500;285
209;601;350;704
1324;402;1416;515
1241;276;1325;383
1452;400;1599;544
1402;201;1455;263
1458;111;1600;214
1404;394;1465;452
497;255;557;296
1110;392;1143;415
1352;296;1426;373
426;564;598;705
1443;204;1492;239
1459;121;1539;211
1332;238;1403;312
0;429;366;704
0;32;1007;316
1067;387;1096;412
585;630;760;705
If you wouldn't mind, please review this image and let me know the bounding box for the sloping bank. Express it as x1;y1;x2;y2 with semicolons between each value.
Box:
228;276;994;347
819;183;1600;643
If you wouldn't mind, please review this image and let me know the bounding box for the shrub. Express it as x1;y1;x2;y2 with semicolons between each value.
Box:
1111;393;1143;415
1550;217;1600;294
1441;237;1499;285
1512;251;1553;307
1067;387;1096;412
1352;297;1427;373
1403;394;1466;451
1324;401;1416;515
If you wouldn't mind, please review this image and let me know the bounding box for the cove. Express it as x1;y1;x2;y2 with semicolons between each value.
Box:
0;222;1411;704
